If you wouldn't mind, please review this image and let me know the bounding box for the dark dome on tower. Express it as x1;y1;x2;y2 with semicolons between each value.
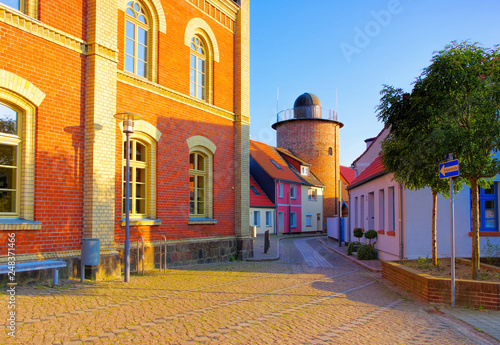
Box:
293;93;321;119
293;93;321;108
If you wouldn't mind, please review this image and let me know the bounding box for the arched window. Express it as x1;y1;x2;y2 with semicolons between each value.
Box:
190;36;207;100
187;136;216;221
0;102;20;215
328;147;333;156
189;151;207;216
123;138;148;217
125;1;149;78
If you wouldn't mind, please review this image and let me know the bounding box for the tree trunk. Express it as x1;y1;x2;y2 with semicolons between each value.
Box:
431;189;438;266
470;178;480;279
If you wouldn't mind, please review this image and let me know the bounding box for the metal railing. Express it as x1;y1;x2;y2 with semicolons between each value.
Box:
276;106;339;123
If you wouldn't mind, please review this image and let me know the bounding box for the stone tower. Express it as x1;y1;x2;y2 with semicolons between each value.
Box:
272;93;343;218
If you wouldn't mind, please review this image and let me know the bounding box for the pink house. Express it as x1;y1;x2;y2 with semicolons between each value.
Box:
250;141;304;234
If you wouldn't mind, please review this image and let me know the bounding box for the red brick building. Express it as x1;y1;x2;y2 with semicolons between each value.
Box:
0;0;251;282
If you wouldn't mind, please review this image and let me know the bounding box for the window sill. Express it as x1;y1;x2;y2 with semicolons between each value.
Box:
468;231;500;237
0;218;42;231
377;230;385;235
120;218;162;227
387;231;396;237
188;218;217;225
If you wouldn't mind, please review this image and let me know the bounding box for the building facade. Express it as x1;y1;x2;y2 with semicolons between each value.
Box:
273;93;343;221
0;0;251;282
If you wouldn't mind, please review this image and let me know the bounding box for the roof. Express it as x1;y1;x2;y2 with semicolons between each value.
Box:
250;140;303;183
352;127;387;165
340;166;356;184
250;176;275;208
275;148;325;187
347;155;386;190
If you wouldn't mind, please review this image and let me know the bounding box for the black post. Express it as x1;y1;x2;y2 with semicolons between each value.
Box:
264;230;270;254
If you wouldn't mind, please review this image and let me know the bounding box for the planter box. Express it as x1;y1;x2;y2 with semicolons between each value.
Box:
382;261;500;310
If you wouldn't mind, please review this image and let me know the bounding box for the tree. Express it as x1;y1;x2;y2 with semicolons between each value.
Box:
417;42;500;279
377;86;458;266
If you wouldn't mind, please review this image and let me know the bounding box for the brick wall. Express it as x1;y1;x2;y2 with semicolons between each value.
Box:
0;0;248;275
382;261;500;310
276;119;341;219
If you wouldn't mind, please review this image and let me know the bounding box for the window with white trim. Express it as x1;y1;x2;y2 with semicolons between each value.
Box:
253;210;260;227
123;139;149;217
265;211;272;227
301;166;309;175
291;212;297;228
308;188;317;201
190;36;207;100
0;103;20;215
125;1;149;78
189;152;208;217
306;214;312;227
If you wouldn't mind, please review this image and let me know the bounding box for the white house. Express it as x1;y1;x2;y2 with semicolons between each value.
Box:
348;129;500;261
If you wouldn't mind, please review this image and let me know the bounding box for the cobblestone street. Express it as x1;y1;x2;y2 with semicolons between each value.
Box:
1;237;498;344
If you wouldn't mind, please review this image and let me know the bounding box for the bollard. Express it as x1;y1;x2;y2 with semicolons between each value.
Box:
264;230;270;254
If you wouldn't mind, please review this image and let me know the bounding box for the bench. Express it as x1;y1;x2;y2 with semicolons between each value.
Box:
0;260;67;285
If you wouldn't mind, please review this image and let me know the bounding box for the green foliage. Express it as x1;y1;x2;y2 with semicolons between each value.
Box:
353;228;363;239
364;230;377;240
482;239;500;265
346;241;362;256
357;245;377;260
377;41;500;279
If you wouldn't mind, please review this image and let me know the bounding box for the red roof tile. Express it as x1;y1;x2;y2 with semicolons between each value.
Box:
348;155;386;189
250;140;302;182
340;166;356;185
250;176;275;207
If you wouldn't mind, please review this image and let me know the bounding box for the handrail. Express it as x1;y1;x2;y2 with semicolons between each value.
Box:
137;236;144;275
160;235;167;272
276;106;339;123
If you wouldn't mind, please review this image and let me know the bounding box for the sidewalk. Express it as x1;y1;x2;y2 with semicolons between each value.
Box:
247;234;500;342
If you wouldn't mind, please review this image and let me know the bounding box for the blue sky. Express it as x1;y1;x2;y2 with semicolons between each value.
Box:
249;0;500;166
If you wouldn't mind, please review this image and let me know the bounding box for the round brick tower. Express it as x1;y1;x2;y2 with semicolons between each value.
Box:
272;93;343;219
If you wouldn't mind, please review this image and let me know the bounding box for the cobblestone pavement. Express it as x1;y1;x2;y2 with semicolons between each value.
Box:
1;237;498;344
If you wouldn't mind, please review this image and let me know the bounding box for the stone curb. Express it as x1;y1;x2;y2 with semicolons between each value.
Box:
318;238;382;273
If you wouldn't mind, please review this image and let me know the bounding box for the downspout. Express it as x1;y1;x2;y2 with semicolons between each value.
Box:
348;189;351;243
399;183;405;260
275;179;280;235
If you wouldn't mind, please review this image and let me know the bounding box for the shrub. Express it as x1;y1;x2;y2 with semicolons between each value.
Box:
353;228;364;240
482;239;500;265
357;245;377;260
364;230;377;245
346;241;362;256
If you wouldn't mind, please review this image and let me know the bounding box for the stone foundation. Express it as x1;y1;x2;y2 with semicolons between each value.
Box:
0;237;253;286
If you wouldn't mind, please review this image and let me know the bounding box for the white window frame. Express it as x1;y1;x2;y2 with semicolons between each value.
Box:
306;214;312;227
265;211;272;227
254;210;261;227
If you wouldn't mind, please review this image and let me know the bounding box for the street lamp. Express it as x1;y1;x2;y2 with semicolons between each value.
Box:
114;112;143;283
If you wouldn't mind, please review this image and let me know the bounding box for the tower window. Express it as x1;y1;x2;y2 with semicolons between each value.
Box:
328;147;333;156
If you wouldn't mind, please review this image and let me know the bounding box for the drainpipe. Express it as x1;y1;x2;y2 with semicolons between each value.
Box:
348;189;351;244
399;183;405;260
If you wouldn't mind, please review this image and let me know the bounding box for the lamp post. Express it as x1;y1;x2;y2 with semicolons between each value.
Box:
114;112;143;283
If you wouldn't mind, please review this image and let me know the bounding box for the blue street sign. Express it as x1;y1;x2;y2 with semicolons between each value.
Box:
439;159;459;179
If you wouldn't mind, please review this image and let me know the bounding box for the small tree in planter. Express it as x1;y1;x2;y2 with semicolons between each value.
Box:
357;245;377;260
364;230;378;245
347;228;364;255
353;228;364;241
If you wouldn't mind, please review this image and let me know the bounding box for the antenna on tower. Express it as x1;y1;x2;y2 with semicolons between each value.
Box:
276;86;280;113
335;88;339;116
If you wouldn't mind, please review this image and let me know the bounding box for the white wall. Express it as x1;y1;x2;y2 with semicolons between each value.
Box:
249;207;275;235
301;186;324;232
